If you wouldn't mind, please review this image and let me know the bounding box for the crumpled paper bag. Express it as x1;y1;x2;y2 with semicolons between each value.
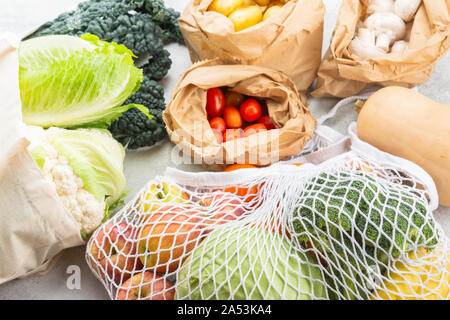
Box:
179;0;325;93
312;0;450;98
162;59;317;171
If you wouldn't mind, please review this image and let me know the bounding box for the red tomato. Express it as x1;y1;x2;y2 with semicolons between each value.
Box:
223;129;243;142
224;91;245;108
257;115;276;130
223;106;243;129
240;99;262;122
243;123;267;137
206;88;225;117
209;117;226;135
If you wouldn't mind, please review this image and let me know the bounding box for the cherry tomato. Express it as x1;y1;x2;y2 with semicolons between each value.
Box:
257;115;276;130
243;123;267;137
223;128;243;142
224;91;245;108
209;117;226;135
223;106;243;128
240;98;262;122
206;88;225;117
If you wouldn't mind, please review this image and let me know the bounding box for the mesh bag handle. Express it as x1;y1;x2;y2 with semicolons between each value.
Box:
347;123;440;211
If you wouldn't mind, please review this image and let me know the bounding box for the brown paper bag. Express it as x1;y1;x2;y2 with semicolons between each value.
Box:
312;0;450;98
0;38;83;285
178;0;325;93
162;59;317;171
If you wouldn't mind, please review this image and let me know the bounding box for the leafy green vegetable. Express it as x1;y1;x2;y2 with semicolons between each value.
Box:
28;0;183;54
29;146;47;169
108;73;166;150
45;128;126;207
144;49;172;82
292;170;440;299
19;34;145;129
108;107;166;150
24;0;182;150
176;226;328;300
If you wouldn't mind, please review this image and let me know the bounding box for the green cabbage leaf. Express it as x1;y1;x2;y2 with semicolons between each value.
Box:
19;34;145;128
43;127;127;207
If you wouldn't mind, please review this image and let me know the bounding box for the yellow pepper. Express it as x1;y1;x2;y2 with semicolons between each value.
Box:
228;5;263;32
374;248;450;300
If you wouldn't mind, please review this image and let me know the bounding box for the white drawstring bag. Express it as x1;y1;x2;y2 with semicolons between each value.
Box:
85;96;449;299
0;37;84;284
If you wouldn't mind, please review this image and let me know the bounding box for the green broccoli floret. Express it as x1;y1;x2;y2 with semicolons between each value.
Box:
108;73;166;150
292;169;440;299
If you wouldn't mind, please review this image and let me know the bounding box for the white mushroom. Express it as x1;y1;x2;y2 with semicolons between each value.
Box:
391;40;409;53
365;12;406;52
349;28;386;59
394;0;422;22
367;0;394;15
358;28;376;44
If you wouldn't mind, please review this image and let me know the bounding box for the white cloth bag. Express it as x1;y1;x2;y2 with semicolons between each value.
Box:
0;37;83;285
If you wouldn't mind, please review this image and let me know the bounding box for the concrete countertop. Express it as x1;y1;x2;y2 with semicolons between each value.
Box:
0;0;448;300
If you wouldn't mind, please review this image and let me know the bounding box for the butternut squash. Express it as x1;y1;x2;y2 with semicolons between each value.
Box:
357;86;450;206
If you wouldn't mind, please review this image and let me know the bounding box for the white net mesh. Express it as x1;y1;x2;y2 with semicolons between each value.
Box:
85;146;449;300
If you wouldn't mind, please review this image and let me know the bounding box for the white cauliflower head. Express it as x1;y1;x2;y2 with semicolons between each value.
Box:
26;126;126;237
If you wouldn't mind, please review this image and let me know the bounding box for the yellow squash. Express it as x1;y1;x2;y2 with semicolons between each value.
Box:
374;248;450;300
357;86;450;206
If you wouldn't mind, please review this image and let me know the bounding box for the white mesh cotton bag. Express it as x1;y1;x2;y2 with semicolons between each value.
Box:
85;119;449;300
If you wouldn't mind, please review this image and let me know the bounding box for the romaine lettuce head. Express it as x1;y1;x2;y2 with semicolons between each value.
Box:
176;225;328;300
43;127;127;207
19;34;147;128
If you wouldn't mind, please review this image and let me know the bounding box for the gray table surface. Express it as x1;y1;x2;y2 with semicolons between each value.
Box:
0;0;448;300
